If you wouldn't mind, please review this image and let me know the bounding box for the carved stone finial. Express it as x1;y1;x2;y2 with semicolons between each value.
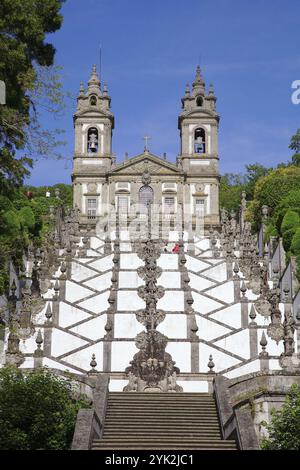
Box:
60;261;67;279
259;331;268;357
185;83;190;96
233;261;239;278
249;304;257;324
79;81;84;95
89;353;97;372
208;354;215;373
45;303;52;324
53;280;60;300
34;329;43;357
240;281;247;299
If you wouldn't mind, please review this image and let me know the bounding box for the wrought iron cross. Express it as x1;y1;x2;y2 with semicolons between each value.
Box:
143;135;151;151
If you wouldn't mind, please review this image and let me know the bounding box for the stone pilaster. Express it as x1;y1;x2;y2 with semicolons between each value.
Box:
249;326;258;358
241;298;249;329
103;246;119;372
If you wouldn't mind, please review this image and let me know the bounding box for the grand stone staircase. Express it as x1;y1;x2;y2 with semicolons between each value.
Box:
91;392;238;450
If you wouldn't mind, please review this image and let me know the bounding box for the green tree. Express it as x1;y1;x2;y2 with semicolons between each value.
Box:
0;366;90;450
261;384;300;450
0;2;67;294
272;189;300;232
280;210;300;235
289;129;300;166
291;228;300;257
244;163;270;199
219;173;246;212
0;0;66;196
0;183;72;295
247;166;300;226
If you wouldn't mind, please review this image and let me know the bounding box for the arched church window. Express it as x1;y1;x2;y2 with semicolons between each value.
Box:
194;128;206;154
196;96;203;107
90;95;97;106
139;185;154;209
87;127;98;153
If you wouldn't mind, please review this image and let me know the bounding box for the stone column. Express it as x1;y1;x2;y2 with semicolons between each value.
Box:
52;280;60;325
233;263;241;302
179;250;199;372
103;247;119;372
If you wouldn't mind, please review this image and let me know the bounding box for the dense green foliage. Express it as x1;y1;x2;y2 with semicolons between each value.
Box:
0;0;67;294
261;384;300;450
219;174;245;212
219;163;270;213
219;132;300;279
0;0;65;196
0;184;72;294
0;366;90;450
247;166;300;226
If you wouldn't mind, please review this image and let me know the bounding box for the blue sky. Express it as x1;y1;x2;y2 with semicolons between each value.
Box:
28;0;300;186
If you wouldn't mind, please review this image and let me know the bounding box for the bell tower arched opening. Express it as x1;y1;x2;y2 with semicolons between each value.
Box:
87;127;99;153
194;128;206;154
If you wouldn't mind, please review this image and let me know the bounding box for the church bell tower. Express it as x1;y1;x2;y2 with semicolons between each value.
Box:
178;66;220;225
72;65;114;221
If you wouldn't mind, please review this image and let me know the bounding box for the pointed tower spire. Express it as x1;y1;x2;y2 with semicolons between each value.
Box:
192;65;205;96
185;83;190;97
103;81;108;97
194;65;202;82
208;83;215;96
78;81;85;98
206;82;217;110
88;64;101;95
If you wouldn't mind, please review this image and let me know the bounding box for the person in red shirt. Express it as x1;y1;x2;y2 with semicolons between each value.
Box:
172;243;180;253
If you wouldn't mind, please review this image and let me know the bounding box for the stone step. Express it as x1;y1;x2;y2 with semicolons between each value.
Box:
105;424;220;429
103;427;221;439
106;407;218;412
92;439;237;449
107;399;216;404
107;402;216;406
104;423;221;429
95;392;237;450
103;432;221;438
105;412;219;418
94;437;235;443
107;404;218;408
105;418;220;424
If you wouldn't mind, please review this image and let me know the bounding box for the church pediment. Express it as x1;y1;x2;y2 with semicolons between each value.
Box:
182;108;217;119
74;109;113;119
111;152;182;175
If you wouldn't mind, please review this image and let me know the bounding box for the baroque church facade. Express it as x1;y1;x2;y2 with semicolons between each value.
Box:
2;64;300;451
72;65;220;227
